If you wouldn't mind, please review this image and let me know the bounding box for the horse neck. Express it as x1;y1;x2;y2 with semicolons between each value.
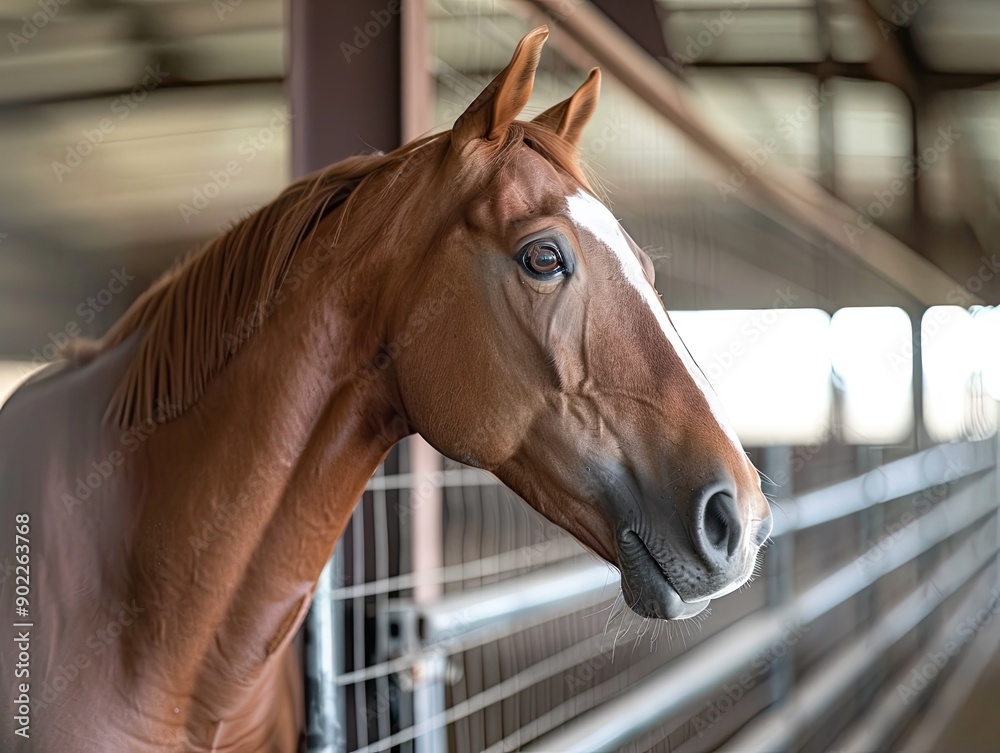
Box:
123;228;409;719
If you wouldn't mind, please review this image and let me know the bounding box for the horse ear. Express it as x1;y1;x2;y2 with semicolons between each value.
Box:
531;68;601;148
451;26;549;151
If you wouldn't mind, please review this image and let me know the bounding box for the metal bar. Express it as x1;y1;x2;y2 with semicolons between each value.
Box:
403;442;992;656
894;609;1000;753
854;444;886;715
831;565;1000;753
521;0;982;306
762;446;795;708
362;440;994;750
772;439;993;535
354;632;613;753
718;532;999;751
291;2;404;748
412;654;448;753
417;558;619;649
373;465;392;743
410;437;444;605
522;470;996;752
304;554;346;753
401;0;431;142
327;537;583;601
352;499;369;748
364;468;499;492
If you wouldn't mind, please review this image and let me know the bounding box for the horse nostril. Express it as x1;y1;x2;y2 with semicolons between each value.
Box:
701;489;742;561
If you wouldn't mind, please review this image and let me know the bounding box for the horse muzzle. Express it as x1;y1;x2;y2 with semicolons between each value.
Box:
617;530;711;620
609;474;773;620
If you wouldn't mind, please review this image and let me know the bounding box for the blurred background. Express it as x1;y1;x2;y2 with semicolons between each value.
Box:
2;0;999;751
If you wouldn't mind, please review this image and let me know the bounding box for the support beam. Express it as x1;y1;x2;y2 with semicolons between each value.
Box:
588;0;670;62
521;0;982;306
289;3;404;751
290;0;402;176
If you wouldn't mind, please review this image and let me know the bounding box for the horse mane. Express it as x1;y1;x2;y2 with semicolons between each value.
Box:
98;121;594;427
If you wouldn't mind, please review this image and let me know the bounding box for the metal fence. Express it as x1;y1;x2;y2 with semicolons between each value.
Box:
297;6;1000;750
303;435;1000;752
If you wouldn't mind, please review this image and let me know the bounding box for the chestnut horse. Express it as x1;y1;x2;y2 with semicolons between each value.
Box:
0;27;771;753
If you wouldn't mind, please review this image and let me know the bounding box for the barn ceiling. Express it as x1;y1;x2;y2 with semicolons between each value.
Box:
0;0;998;356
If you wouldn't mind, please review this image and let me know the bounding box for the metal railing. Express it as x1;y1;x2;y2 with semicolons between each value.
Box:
306;437;999;752
516;440;998;751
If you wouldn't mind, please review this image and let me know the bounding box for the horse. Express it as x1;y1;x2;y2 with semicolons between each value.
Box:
0;26;772;752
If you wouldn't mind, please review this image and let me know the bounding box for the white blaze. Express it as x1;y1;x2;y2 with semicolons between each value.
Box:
565;190;744;453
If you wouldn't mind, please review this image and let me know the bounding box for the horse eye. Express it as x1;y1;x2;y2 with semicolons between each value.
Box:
521;241;564;277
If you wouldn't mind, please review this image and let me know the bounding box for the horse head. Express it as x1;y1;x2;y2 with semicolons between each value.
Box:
389;27;772;619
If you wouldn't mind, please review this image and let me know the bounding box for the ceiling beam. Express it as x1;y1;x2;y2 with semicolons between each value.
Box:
520;0;980;306
587;0;680;74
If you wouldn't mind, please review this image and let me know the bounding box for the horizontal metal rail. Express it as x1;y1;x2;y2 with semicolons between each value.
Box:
364;468;500;492
772;439;995;535
328;536;584;601
830;566;1000;753
351;633;613;753
896;610;1000;753
522;449;996;752
718;531;998;751
416;557;619;648
338;556;616;687
400;441;991;659
350;441;995;751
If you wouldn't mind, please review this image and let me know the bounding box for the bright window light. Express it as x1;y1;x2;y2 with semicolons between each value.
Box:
923;306;997;442
830;307;913;444
671;309;832;446
975;306;1000;401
